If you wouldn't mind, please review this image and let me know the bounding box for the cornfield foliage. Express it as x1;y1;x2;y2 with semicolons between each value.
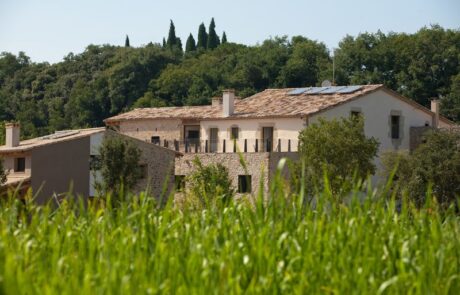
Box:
0;164;459;294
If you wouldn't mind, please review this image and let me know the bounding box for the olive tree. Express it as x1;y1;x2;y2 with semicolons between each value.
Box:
298;117;379;195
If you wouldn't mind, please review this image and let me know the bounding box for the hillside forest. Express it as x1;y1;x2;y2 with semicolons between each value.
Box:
0;20;459;141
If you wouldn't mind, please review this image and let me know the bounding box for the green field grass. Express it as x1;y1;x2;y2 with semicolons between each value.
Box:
0;179;459;294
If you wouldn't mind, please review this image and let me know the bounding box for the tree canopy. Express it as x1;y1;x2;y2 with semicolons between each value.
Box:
97;134;142;197
297;117;379;195
0;25;458;140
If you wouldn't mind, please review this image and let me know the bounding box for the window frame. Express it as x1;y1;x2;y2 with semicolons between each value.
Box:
231;127;239;140
391;115;400;139
238;175;252;193
151;136;160;145
14;157;26;173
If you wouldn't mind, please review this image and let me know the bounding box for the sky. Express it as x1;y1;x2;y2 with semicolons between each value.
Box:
1;0;459;64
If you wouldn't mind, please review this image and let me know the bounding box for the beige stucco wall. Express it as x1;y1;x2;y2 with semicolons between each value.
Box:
199;118;304;152
118;119;183;143
310;89;445;183
2;154;32;176
310;89;439;153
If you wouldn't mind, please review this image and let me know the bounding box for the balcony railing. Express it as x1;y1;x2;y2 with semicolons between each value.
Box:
151;138;299;154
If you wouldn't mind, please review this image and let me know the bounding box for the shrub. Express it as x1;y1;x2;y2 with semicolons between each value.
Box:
0;157;6;185
383;130;460;206
186;157;234;207
297;116;379;196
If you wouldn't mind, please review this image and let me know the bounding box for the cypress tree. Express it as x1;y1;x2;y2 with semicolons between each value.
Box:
207;18;220;49
125;35;130;47
162;38;166;48
197;23;208;49
185;33;196;52
221;31;227;44
166;20;177;48
175;37;183;52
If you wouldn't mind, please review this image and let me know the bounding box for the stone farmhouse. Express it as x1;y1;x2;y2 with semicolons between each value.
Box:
1;84;454;202
104;84;454;194
0;124;177;204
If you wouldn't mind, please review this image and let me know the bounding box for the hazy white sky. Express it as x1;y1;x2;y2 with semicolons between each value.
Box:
1;0;459;63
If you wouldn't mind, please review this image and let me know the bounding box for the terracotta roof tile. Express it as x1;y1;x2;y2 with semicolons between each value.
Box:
105;85;384;123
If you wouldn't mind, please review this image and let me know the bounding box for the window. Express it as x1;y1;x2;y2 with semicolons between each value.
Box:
14;157;25;172
151;136;160;145
238;175;252;193
175;175;186;191
139;164;148;179
231;127;239;140
391;115;400;139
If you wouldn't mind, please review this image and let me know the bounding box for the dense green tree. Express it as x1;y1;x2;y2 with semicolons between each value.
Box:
382;130;460;207
162;38;166;48
298;117;379;196
197;23;208;49
278;37;330;87
441;73;460;122
125;35;130;47
185;33;196;52
0;24;458;141
221;31;227;44
97;134;142;197
166;20;177;49
207;18;220;49
175;37;183;52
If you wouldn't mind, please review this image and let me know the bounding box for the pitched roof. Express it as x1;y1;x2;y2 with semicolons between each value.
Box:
105;85;384;123
104;84;454;125
0;127;105;154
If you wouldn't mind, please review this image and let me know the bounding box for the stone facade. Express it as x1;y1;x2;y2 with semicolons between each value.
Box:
117;119;183;143
175;152;299;198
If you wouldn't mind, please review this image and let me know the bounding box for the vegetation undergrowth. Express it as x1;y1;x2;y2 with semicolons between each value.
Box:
0;163;459;295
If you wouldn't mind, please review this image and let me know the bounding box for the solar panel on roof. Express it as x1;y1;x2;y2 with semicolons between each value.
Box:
337;86;362;94
288;88;309;95
320;86;347;94
305;87;327;94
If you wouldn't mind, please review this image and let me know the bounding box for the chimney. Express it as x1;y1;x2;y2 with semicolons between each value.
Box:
223;89;235;117
211;96;222;107
5;122;20;147
431;99;440;128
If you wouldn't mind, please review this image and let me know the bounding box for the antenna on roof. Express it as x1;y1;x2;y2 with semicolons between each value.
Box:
332;47;336;86
321;80;332;87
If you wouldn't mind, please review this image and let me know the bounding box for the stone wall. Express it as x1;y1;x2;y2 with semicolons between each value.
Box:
118;119;183;143
175;152;300;199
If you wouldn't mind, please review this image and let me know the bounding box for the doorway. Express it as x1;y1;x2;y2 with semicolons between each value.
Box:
262;127;274;152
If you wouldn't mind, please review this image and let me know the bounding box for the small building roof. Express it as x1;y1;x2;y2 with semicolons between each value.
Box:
104;84;454;125
0;127;106;154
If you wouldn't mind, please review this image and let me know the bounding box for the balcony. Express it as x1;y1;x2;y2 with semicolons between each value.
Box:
151;138;299;154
